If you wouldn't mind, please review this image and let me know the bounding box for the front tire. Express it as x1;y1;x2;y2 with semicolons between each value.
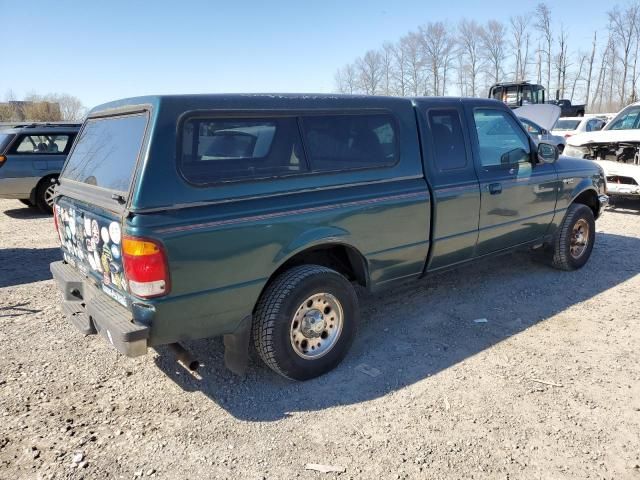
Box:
550;204;595;270
253;265;359;380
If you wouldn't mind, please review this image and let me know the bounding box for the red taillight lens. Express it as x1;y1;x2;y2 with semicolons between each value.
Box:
564;133;573;138
0;155;6;167
122;236;170;298
53;208;62;242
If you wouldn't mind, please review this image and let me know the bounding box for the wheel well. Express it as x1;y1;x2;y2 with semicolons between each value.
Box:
34;174;58;193
573;189;598;217
271;244;368;288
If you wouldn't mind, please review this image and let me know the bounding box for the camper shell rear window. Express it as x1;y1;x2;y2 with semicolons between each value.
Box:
61;113;148;192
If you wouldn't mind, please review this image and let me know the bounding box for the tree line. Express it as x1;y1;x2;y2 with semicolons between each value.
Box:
334;2;640;113
0;91;86;122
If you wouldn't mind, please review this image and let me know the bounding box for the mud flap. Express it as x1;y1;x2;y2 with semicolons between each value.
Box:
223;315;251;376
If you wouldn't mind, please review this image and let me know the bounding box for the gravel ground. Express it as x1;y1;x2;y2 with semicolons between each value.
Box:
0;197;639;480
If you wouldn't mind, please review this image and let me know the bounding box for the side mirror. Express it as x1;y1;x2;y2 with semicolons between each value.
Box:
537;142;559;164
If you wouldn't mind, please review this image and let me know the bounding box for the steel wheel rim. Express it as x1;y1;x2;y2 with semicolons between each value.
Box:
44;184;56;206
570;218;590;259
290;292;343;359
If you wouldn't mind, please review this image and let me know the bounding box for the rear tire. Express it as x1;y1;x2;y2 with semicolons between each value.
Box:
35;177;57;214
550;204;595;270
253;265;359;380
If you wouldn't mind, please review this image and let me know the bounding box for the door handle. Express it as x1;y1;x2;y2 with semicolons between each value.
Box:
488;183;502;195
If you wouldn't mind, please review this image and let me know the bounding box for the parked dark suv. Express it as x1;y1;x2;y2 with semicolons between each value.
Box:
0;123;80;212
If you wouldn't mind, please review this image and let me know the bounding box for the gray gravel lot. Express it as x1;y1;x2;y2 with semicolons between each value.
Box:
0;197;639;479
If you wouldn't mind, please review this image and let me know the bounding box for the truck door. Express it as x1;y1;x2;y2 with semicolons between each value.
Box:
465;104;559;255
418;103;480;270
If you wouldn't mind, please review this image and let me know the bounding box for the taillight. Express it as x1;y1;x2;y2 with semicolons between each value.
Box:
0;155;6;167
122;236;170;298
564;133;573;138
53;209;61;241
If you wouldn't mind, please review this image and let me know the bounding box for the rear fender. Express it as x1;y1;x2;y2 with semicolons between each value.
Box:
275;226;354;263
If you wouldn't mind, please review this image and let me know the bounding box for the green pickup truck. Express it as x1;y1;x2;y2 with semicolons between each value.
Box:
50;94;608;381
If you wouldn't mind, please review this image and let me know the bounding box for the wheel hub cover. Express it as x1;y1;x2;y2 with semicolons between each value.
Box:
300;309;325;338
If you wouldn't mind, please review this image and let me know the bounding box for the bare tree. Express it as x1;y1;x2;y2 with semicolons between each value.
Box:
54;94;86;121
420;22;454;96
381;43;395;95
608;3;640;104
481;20;507;86
570;54;586;102
402;32;425;96
356;50;384;95
536;43;543;85
534;3;553;93
554;25;569;98
335;64;357;94
391;41;408;96
584;31;597;108
522;32;531;81
510;15;530;81
458;19;484;96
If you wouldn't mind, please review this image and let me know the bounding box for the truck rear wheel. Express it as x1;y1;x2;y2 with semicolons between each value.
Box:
253;265;359;380
550;203;595;270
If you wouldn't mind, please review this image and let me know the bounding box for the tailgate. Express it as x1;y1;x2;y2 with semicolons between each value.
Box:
54;197;130;308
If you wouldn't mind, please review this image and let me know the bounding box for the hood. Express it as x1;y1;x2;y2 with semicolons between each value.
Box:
514;104;561;131
566;129;640;146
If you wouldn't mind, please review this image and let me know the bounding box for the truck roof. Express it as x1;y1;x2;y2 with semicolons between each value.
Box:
88;94;504;117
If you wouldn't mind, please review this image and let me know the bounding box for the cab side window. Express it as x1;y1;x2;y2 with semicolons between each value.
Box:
473;109;530;167
428;109;467;171
14;134;70;154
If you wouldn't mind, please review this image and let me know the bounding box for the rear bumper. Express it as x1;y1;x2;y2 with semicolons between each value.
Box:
0;176;39;199
50;261;149;357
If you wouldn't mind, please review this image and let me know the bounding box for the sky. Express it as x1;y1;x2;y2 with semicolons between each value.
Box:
1;0;613;110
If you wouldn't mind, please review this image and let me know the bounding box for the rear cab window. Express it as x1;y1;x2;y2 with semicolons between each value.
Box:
427;109;467;171
61;113;148;193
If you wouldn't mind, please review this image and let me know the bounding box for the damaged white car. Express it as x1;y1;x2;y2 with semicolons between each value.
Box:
564;102;640;198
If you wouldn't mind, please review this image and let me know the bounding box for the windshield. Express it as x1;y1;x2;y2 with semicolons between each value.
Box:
554;119;581;130
606;106;640;130
61;113;148;192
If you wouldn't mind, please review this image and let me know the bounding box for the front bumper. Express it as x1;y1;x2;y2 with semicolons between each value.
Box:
606;183;640;197
50;261;149;357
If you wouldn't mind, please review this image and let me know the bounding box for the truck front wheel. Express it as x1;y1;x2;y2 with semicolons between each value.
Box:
253;265;359;380
550;203;596;270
